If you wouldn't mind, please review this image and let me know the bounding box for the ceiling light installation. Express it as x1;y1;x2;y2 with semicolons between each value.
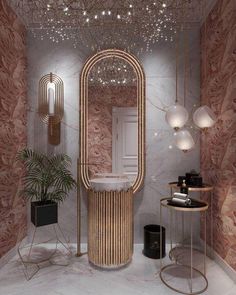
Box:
7;0;205;55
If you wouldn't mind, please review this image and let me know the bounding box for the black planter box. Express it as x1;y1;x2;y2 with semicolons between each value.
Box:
31;201;58;227
143;224;166;259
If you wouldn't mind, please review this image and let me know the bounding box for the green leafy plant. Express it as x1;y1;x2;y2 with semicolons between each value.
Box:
17;148;77;203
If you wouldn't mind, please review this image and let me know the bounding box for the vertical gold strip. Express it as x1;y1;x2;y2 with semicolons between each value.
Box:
88;190;134;268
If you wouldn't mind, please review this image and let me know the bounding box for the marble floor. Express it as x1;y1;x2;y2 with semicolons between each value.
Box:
0;244;235;295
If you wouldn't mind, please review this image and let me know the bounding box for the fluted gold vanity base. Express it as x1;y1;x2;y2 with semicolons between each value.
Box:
88;189;133;268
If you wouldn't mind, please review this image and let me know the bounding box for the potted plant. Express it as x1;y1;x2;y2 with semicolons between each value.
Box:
17;148;77;227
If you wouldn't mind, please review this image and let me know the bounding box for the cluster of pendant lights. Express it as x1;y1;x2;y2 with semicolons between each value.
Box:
165;103;217;152
164;0;217;153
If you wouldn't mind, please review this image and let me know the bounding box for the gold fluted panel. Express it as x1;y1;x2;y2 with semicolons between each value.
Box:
88;189;133;268
79;49;145;194
38;73;64;125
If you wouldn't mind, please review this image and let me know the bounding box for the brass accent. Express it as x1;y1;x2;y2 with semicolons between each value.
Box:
159;197;209;294
79;49;145;194
18;223;72;280
38;72;64;125
88;189;133;268
168;182;213;192
48;117;61;145
160;264;208;295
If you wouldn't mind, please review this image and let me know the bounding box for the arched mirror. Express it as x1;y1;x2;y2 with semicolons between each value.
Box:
79;49;145;193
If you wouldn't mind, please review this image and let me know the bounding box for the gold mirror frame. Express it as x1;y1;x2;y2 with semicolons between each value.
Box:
79;49;145;194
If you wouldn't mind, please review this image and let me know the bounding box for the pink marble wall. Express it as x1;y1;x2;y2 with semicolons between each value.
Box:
0;0;27;258
201;0;236;270
88;85;137;177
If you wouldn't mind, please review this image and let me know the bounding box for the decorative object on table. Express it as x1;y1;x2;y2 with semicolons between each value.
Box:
143;224;166;259
178;170;203;188
38;72;64;145
186;170;203;187
167;198;207;208
180;179;188;194
160;197;209;294
171;192;191;206
177;175;186;186
16;148;77;280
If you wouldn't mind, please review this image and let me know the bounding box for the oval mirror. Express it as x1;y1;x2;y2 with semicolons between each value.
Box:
79;49;145;193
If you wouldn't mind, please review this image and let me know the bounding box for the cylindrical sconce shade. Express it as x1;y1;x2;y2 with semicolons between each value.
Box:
174;129;195;152
165;103;189;130
48;83;55;115
38;73;64;125
193;105;216;129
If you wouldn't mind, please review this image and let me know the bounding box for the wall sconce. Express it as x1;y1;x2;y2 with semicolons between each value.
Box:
38;73;64;145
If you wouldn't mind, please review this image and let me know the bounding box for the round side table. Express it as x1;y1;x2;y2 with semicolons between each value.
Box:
168;182;214;257
159;197;209;295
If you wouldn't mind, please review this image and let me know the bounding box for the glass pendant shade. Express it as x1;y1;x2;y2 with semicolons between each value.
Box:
193;105;216;129
165;103;189;130
174;129;195;152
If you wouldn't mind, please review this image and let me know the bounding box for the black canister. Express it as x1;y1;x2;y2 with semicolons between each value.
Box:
143;224;166;259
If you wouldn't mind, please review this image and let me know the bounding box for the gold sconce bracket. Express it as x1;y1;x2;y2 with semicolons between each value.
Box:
38;72;64;145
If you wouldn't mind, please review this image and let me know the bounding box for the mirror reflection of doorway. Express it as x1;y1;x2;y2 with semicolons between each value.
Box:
112;107;138;181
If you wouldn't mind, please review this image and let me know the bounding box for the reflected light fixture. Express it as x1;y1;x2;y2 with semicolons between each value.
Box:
174;129;195;153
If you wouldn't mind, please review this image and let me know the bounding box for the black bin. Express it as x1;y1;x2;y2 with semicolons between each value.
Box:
143;224;166;259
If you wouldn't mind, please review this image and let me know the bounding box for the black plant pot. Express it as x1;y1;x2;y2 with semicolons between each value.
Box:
31;201;58;227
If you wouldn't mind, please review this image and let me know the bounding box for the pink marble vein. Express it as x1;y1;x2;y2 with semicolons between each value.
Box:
200;0;236;270
0;0;27;258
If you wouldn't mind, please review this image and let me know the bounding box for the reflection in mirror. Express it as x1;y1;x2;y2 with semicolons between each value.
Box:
87;56;138;184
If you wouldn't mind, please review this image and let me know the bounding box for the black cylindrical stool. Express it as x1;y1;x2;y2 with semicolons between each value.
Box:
143;224;166;259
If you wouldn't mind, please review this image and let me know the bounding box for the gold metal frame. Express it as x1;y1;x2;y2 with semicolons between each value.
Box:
38;72;64;125
88;189;133;268
18;223;72;280
79;49;145;194
159;197;209;294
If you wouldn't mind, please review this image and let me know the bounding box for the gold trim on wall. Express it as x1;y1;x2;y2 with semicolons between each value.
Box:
79;49;145;194
88;189;133;268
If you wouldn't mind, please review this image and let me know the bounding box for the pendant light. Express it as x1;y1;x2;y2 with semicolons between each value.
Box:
165;104;189;131
173;2;195;153
193;0;216;130
165;13;188;131
193;105;217;129
174;129;195;153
